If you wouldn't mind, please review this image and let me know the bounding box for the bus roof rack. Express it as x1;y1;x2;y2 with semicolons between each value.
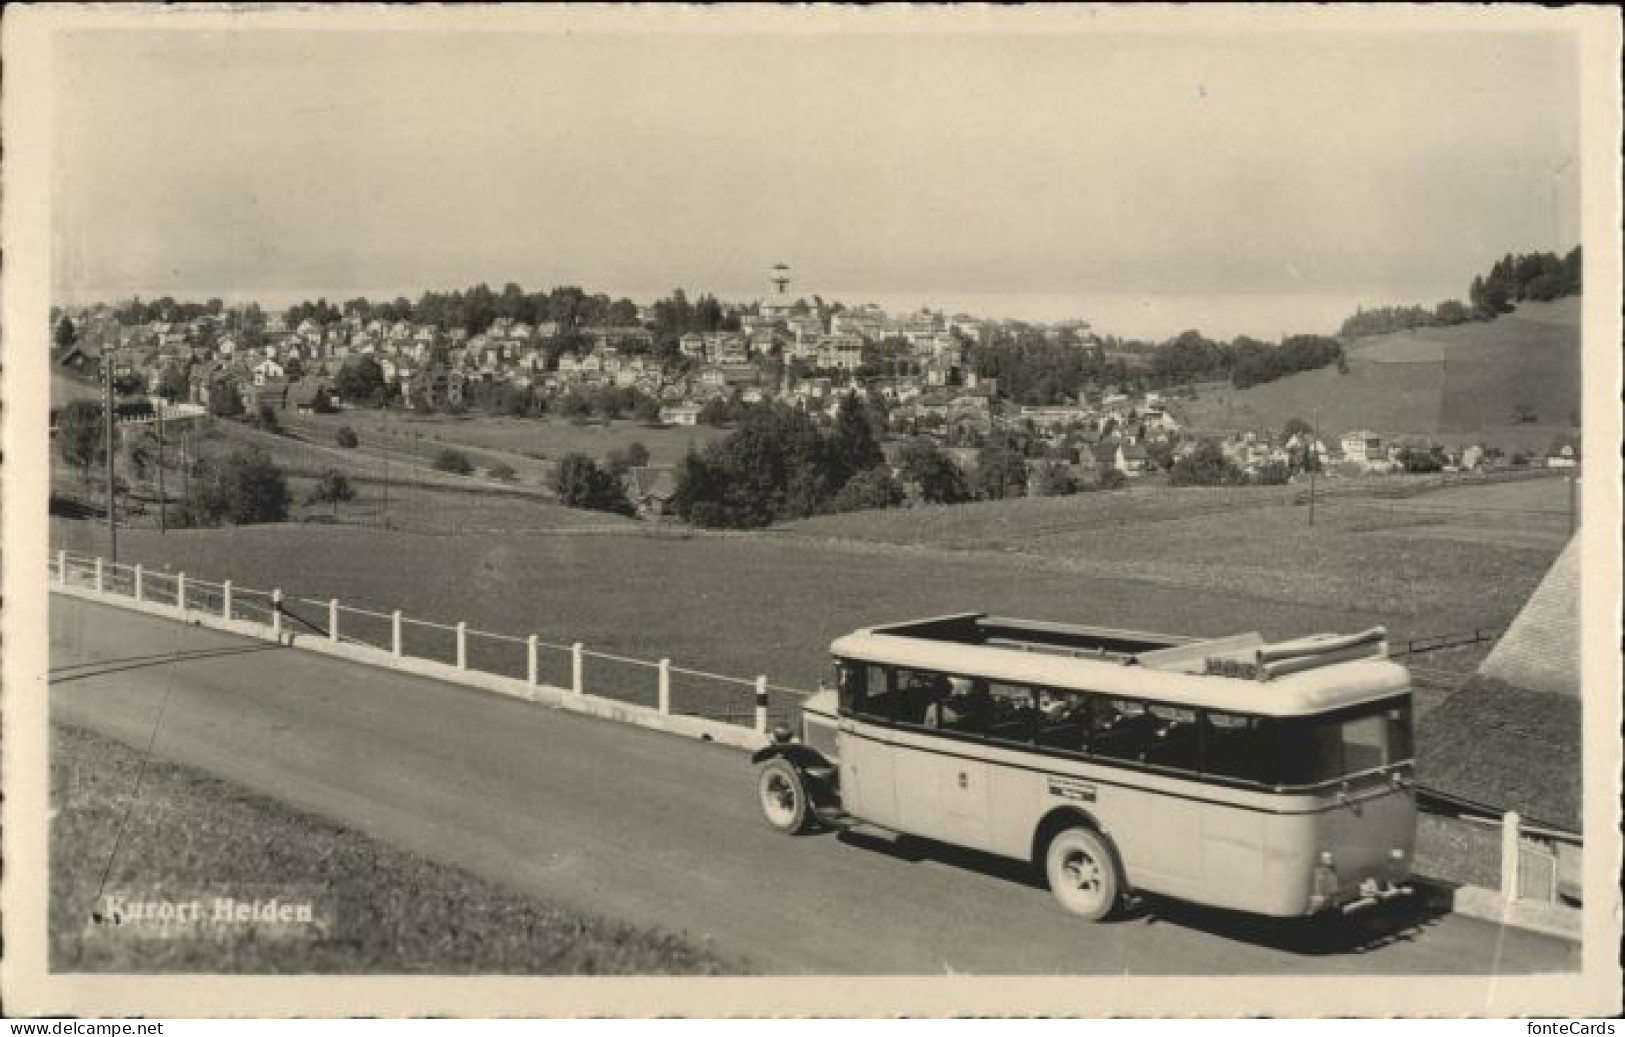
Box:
1201;627;1389;681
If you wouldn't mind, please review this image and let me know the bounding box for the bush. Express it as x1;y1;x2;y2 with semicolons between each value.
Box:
1029;461;1080;497
551;453;633;516
1097;468;1128;491
832;467;905;512
336;426;359;449
306;468;355;515
432;448;474;476
191;448;290;526
254;404;281;433
1252;460;1292;485
488;462;517;483
1168;440;1244;487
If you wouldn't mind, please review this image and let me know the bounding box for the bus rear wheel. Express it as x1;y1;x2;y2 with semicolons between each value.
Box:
1045;826;1120;921
757;758;813;834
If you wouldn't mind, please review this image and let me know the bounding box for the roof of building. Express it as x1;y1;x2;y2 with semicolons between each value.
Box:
626;465;678;502
1417;675;1581;833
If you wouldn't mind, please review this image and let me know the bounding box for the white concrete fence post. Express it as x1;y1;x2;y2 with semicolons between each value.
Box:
456;622;468;670
272;589;283;639
658;658;672;715
134;564;144;603
57;550;67;587
571;642;584;696
755;676;769;733
392;611;403;658
222;581;233;620
94;557;104;593
177;573;187;613
527;635;539;691
1501;811;1522;902
329;599;340;643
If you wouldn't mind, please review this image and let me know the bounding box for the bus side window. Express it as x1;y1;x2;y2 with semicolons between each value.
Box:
850;664;897;723
1090;699;1157;762
1035;689;1089;753
1202;710;1266;783
895;668;948;726
983;682;1036;744
836;662;863;714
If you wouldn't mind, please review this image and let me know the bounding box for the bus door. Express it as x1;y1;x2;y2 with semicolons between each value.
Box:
838;662;899;828
893;672;995;851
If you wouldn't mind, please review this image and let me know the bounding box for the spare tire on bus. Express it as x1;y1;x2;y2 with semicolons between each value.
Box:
1044;826;1121;921
756;758;813;834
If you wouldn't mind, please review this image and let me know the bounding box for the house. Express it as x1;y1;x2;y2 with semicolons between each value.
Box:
816;334;864;371
243;377;290;412
624;465;679;519
289;377;335;414
660;402;703;426
251;357;286;385
1545;436;1580;468
1339;429;1385;466
1116;441;1150;476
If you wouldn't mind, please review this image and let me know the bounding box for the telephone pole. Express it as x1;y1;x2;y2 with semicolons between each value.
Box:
102;352;118;563
156;403;167;535
1308;408;1320;528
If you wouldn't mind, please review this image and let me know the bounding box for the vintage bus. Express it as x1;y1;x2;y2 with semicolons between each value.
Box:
753;613;1415;922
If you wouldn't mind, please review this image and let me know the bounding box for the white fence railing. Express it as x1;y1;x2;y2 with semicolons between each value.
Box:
50;549;810;734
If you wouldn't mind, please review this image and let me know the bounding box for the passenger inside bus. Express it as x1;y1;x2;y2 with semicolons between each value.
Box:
923;677;993;731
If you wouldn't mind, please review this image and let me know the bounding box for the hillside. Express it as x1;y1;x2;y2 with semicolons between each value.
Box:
1175;297;1580;450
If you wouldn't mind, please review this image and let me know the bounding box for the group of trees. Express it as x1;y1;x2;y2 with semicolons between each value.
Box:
106;296;226;327
552;454;635;516
178;448;292;528
1228;334;1346;389
672;394;892;528
327;283;641;337
1144;330;1346;390
1340;246;1582;340
967;326;1099;405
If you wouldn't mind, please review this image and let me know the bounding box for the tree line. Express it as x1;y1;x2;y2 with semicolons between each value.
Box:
1338;245;1581;339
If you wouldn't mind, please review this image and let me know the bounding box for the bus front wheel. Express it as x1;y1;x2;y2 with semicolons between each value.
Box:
757;758;813;834
1044;827;1120;921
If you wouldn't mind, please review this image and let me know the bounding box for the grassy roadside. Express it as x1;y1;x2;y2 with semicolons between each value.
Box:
50;722;746;974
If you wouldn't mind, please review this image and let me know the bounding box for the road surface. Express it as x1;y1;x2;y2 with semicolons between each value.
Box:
48;595;1579;977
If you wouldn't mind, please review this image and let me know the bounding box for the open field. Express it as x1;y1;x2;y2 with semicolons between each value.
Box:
50;722;742;973
50;467;1567;720
285;410;728;469
1175;298;1581;451
781;474;1571;616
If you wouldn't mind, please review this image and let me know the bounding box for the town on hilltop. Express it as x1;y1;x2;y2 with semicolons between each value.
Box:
51;249;1583;524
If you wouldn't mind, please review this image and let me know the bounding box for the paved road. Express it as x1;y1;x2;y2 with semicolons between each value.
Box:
48;596;1579;977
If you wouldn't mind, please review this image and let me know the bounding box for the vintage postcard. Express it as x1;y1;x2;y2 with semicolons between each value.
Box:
3;3;1620;1018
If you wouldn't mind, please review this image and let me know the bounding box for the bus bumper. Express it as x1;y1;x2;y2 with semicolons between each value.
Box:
1309;876;1411;915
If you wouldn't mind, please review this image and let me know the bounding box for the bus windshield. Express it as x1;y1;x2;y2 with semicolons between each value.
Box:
1272;699;1414;787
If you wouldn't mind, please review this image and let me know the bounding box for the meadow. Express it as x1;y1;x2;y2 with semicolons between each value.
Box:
50;470;1568;724
50;723;743;973
1176;298;1581;452
284;409;727;470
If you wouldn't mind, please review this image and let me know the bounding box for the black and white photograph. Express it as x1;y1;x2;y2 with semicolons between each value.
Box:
2;3;1620;1019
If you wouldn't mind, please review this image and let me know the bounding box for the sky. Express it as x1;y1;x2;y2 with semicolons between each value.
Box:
51;12;1583;337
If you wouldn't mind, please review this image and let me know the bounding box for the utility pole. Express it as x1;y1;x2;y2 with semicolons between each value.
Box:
382;403;390;528
1308;408;1319;528
1568;469;1578;536
156;403;167;535
103;351;118;563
